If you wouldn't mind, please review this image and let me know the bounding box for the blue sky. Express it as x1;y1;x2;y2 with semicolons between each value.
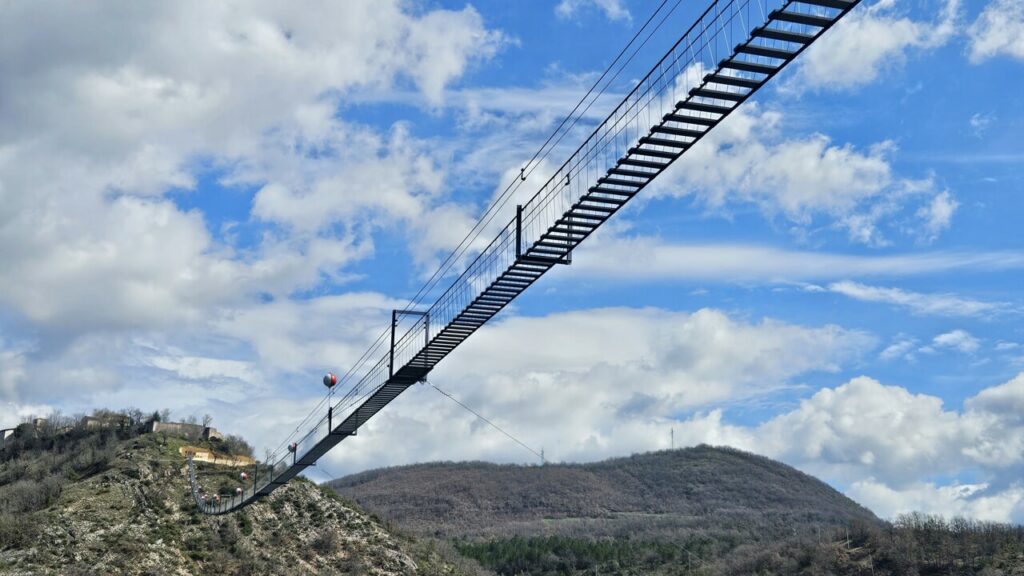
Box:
1;0;1023;522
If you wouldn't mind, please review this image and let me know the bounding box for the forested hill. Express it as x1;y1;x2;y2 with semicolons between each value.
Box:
329;445;879;539
329;448;1024;575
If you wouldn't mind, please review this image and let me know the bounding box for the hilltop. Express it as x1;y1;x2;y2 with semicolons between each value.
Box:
0;413;484;575
330;445;879;540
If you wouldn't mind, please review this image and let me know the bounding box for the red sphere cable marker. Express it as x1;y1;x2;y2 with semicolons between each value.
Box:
323;372;338;388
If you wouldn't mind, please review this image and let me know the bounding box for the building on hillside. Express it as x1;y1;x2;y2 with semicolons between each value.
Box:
1;417;49;445
147;420;223;442
83;414;131;430
179;446;255;467
9;417;49;440
147;420;203;437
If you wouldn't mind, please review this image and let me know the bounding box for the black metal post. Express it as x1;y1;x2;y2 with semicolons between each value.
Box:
328;405;332;432
423;313;430;369
566;215;573;264
566;226;572;264
389;310;397;378
516;205;522;258
392;309;430;373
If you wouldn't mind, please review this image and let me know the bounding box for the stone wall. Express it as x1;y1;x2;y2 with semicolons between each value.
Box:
146;420;223;441
83;415;131;430
148;421;205;438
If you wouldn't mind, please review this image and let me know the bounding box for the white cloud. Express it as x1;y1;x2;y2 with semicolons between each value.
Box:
0;1;505;336
968;0;1024;62
249;123;446;233
793;0;960;90
827;281;1008;317
847;480;1024;523
932;329;981;353
570;236;1024;283
970;112;995;136
651;105;950;245
880;337;918;361
0;403;55;430
0;194;254;332
556;0;631;22
316;307;873;474
916;191;959;242
670;372;1024;522
966;372;1024;418
147;355;258;383
0;339;28;402
757;377;965;485
215;292;405;373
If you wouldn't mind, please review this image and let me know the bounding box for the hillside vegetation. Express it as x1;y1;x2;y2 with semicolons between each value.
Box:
0;411;485;575
331;446;1024;575
330;446;878;540
6;414;1024;575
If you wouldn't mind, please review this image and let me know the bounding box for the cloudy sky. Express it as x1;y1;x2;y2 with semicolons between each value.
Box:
2;0;1023;523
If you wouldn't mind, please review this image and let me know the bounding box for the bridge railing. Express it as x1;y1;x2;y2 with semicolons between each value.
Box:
418;0;788;336
307;0;792;457
212;0;834;509
518;0;787;242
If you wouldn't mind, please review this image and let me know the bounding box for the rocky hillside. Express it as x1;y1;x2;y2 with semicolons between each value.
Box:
330;445;879;540
0;425;484;576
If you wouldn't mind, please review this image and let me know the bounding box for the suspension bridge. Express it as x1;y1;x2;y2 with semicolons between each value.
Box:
189;0;863;514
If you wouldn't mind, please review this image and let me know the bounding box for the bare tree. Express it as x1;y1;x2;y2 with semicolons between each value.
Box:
125;407;144;426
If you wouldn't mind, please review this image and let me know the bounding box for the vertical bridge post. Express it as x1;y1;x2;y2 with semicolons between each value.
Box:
423;312;430;371
515;205;522;258
391;309;431;377
389;310;396;378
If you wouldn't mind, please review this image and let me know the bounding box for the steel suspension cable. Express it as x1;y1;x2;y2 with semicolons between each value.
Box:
265;1;678;462
400;0;689;327
393;0;676;316
265;0;691;468
428;381;544;464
